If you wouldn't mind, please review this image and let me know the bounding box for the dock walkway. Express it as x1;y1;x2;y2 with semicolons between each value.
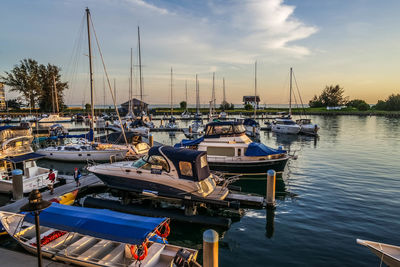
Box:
0;174;101;213
0;248;68;267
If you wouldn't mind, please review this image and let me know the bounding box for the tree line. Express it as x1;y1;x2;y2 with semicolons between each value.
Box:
1;58;68;112
309;84;400;111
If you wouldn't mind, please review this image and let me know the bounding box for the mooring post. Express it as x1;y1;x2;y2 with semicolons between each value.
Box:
149;134;154;147
203;229;219;267
253;126;256;135
266;169;276;208
189;125;192;133
160;119;163;127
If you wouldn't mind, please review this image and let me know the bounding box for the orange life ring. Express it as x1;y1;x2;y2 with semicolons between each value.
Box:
130;242;148;261
155;222;170;238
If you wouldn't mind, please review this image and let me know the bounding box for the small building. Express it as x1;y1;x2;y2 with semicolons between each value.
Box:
0;83;6;111
120;98;148;114
243;96;260;108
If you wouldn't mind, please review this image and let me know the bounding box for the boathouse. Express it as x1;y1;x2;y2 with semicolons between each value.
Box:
243;95;260;109
120;98;148;115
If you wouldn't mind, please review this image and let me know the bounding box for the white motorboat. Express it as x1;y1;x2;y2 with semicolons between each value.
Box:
38;114;72;123
219;111;227;119
37;141;129;162
183;120;204;138
176;121;290;175
181;111;191;119
296;118;320;135
242;118;260;138
0;201;199;267
357;239;400;267
0;126;58;193
271;117;301;134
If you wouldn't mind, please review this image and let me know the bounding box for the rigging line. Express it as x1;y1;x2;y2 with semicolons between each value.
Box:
89;15;128;146
292;71;307;119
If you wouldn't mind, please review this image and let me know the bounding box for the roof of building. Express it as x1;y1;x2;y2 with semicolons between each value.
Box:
243;95;260;102
121;98;148;107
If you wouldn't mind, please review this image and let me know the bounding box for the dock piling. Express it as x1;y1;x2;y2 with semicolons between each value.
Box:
266;169;276;208
189;126;192;133
149;134;154;147
11;169;23;200
203;229;219;267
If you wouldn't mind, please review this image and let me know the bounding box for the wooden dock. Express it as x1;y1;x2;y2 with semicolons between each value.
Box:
0;174;102;213
0;248;68;267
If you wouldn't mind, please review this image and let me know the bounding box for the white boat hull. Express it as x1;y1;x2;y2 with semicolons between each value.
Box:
271;124;301;134
37;149;128;162
0;169;58;194
357;239;400;267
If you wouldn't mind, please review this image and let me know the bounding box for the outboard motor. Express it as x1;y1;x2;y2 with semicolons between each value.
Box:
173;248;201;267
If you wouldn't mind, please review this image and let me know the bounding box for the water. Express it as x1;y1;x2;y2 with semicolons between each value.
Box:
2;115;400;266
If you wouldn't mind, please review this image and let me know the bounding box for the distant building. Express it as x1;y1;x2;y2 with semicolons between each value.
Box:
243;95;260;108
0;83;6;111
120;98;148;114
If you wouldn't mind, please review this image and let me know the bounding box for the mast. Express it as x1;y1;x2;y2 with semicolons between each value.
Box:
196;74;199;115
86;7;95;133
223;77;226;103
114;78;116;105
289;67;292;116
103;76;105;113
129;47;133;115
51;77;55;114
185;80;188;112
212;72;216;114
254;61;257;119
170;67;173;116
138;26;143;102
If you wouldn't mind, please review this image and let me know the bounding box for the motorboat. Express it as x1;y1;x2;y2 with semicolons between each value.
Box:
0;125;58;193
296;118;319;135
175;121;290;175
357;239;400;267
37;140;130;162
183;120;204;138
88;145;229;200
271;117;301;134
181;111;191;119
0;202;199;267
48;124;68;137
38;114;72;123
219;111;227;119
164;117;178;129
242;118;260;138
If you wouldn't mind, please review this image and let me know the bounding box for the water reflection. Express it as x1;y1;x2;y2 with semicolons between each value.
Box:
266;208;275;239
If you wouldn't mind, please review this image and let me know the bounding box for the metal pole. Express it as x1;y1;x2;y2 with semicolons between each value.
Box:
53;75;59;114
86;7;95;136
34;211;43;267
289;67;292;117
254;61;257;119
266;169;276;208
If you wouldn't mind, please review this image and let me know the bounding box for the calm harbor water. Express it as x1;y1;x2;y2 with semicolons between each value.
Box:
1;115;400;266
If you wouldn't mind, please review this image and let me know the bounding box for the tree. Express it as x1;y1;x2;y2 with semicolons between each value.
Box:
347;99;370;111
179;101;187;109
220;101;230;110
374;94;400;111
6;99;22;110
230;103;235;109
244;103;253;110
85;103;91;111
1;59;41;108
309;85;348;107
38;63;68;112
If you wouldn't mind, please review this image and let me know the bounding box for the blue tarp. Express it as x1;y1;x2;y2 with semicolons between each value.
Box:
0;125;14;132
24;203;167;245
245;142;286;157
174;136;204;148
6;152;45;163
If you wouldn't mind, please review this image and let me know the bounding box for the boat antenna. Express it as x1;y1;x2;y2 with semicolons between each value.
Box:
86;7;95;137
170;67;173;116
254;61;257;119
289;67;292;117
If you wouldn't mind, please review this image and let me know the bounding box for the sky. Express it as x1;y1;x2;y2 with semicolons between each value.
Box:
1;0;400;106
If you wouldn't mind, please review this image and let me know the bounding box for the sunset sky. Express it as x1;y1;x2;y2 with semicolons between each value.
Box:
1;0;400;106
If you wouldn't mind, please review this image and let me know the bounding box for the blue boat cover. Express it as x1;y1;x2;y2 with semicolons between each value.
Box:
0;125;14;131
174;136;204;148
243;118;259;126
245;142;286;157
24;203;167;245
6;152;45;163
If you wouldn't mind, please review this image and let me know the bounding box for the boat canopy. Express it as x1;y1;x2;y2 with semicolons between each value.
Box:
24;203;167;245
174;136;204;148
204;121;245;138
149;146;210;181
245;143;286;157
6;152;45;163
243;118;259;127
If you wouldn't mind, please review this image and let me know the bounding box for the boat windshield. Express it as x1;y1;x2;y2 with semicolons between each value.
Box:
276;119;296;125
135;155;170;172
205;124;245;136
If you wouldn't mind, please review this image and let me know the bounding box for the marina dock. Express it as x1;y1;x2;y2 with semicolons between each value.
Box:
0;248;68;267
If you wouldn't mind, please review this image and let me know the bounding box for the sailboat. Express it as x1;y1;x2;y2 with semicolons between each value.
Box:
38;76;72;123
37;8;133;162
194;74;202;120
271;68;301;134
219;77;227;119
208;73;219;122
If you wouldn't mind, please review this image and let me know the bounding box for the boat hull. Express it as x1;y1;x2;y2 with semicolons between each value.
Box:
271;125;300;134
37;150;128;162
207;157;289;175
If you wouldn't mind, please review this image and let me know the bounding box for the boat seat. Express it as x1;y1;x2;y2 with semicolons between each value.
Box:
97;243;126;265
62;236;98;257
129;242;165;267
28;229;55;245
76;239;114;262
43;232;79;250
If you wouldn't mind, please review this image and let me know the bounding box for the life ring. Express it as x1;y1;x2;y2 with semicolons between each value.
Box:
155;222;170;238
130;242;148;261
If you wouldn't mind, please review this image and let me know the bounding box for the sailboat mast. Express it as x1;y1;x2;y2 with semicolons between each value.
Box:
196;74;199;114
138;26;143;102
289;67;292;116
51;77;55;114
114;78;116;104
170;67;173;116
86;8;95;131
129;47;133;114
185;80;188;112
223;77;226;103
212;72;216;114
103;76;105;113
254;61;257;119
